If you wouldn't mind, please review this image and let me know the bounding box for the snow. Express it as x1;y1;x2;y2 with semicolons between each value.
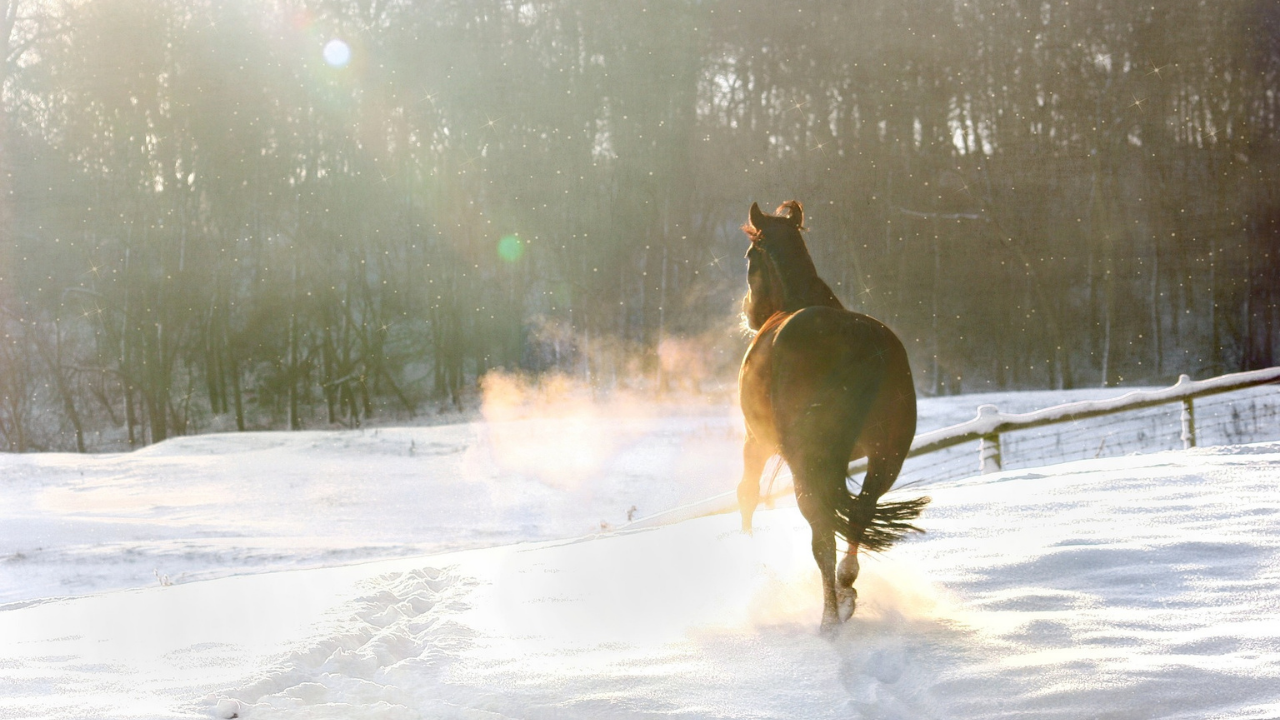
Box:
2;390;1280;718
0;411;742;606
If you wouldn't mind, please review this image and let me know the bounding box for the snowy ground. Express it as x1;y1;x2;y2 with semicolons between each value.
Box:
2;389;1279;718
2;390;1158;607
0;409;742;606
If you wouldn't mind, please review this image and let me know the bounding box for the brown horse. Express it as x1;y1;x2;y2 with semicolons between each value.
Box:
738;201;927;633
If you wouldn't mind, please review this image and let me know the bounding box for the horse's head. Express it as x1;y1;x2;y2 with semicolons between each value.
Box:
744;200;806;257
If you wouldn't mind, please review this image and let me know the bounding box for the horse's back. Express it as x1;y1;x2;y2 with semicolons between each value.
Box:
773;306;905;361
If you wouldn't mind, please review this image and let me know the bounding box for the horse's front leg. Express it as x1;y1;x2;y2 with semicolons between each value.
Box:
737;434;772;533
737;435;771;533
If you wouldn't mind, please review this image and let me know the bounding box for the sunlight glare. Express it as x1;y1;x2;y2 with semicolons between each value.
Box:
323;39;351;68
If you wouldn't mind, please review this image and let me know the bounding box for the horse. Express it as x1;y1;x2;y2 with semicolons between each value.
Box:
738;200;928;633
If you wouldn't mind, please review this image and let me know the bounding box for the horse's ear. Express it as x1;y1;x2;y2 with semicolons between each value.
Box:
749;202;767;232
778;200;803;229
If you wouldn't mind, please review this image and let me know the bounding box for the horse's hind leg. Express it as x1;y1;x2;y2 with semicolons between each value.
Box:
792;453;854;634
835;451;909;620
737;434;772;533
835;492;871;621
836;492;873;623
796;487;841;634
836;543;860;622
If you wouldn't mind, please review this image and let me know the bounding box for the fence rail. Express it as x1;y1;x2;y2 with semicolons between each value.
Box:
623;366;1280;531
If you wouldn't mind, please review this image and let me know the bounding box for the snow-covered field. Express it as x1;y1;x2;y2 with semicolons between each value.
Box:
3;389;1279;718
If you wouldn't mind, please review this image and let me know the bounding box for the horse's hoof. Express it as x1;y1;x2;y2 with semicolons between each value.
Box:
837;586;858;622
819;617;841;638
837;553;860;588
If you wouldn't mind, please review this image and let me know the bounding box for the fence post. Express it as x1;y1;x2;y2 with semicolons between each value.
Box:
980;434;1002;474
1179;375;1197;449
977;404;1003;474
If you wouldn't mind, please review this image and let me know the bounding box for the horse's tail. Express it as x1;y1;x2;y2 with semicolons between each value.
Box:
829;490;929;552
853;495;930;552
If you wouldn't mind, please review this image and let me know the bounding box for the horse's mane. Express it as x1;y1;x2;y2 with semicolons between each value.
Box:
775;201;806;231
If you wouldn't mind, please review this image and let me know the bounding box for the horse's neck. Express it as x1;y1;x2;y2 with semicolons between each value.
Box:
774;252;844;311
800;277;844;310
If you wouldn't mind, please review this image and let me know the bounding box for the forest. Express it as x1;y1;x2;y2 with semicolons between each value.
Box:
0;0;1277;451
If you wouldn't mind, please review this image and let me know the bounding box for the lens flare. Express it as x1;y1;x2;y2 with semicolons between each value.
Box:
323;39;351;68
497;235;524;262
